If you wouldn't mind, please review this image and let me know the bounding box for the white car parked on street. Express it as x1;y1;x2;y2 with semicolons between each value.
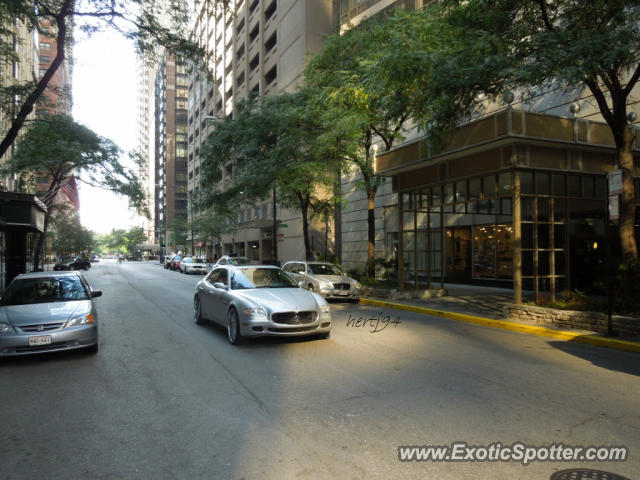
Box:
180;257;208;274
282;261;361;301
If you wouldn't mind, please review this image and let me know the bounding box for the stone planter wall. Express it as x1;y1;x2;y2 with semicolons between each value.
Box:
504;304;640;337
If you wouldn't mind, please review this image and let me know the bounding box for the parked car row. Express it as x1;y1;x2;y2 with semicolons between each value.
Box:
163;254;208;274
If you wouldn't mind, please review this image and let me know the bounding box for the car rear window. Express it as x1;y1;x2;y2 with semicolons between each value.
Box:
0;276;90;306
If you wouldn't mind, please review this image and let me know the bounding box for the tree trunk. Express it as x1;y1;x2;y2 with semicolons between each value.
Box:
33;211;51;271
300;197;312;261
367;188;376;277
618;124;637;263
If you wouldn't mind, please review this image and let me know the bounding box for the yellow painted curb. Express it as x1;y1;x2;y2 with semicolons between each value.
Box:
360;298;640;354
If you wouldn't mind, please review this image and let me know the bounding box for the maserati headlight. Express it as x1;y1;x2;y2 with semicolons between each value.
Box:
0;322;14;334
319;306;330;315
243;307;267;317
65;313;95;327
318;281;332;290
354;281;362;290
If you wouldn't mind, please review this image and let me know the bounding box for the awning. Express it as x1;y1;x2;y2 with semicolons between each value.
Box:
0;192;47;233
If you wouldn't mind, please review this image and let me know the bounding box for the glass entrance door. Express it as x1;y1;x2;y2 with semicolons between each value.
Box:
446;227;472;283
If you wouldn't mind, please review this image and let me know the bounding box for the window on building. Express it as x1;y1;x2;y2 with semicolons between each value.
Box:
39;55;50;63
39;42;51;50
265;65;277;86
265;32;276;54
249;53;259;71
265;1;276;22
249;24;259;43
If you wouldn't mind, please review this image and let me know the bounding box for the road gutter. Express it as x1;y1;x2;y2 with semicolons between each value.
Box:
360;298;640;354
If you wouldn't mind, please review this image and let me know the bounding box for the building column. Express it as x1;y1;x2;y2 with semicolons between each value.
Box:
513;170;522;304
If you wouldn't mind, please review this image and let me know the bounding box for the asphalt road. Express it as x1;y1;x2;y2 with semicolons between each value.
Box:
1;260;638;480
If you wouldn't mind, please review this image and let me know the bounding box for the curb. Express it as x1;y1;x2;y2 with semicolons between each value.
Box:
360;298;640;354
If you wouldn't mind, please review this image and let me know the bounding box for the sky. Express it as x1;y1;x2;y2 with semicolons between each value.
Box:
72;30;143;234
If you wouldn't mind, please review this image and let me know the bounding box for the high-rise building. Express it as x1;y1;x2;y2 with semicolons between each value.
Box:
0;17;39;190
36;18;72;117
185;0;336;262
154;49;190;252
137;53;156;244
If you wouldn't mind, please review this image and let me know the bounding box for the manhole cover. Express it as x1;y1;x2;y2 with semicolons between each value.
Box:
550;469;631;480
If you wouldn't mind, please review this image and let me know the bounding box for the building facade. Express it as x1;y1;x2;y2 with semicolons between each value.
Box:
185;0;336;263
375;107;639;302
0;17;39;190
154;49;190;253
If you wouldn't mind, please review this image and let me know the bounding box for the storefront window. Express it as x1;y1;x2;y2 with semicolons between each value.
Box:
469;178;481;201
473;225;496;278
498;172;512;196
496;225;513;278
483;175;496;198
444;183;455;204
471;224;514;280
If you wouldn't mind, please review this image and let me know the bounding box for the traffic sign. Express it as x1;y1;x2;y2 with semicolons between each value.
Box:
608;169;622;195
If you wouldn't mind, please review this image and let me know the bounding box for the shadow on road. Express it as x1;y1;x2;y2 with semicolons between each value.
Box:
0;347;96;367
548;340;640;377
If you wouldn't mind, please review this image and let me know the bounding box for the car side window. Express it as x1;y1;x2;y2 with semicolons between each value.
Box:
217;269;228;286
205;269;220;284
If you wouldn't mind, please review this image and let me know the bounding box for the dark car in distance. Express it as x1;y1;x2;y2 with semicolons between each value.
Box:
170;255;182;271
54;256;91;271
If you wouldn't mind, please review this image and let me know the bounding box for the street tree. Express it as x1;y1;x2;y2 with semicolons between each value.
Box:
49;208;95;257
168;214;189;253
200;91;340;260
101;227;146;256
0;0;206;159
305;14;416;275
3;114;148;269
191;205;236;259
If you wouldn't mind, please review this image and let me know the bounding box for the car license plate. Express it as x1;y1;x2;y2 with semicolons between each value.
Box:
29;335;52;346
337;290;348;296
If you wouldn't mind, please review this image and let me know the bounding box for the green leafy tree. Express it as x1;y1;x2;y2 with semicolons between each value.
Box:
124;226;147;257
305;14;416;274
168;214;188;252
50;209;95;256
3;115;148;269
100;227;145;256
201;91;340;260
192;206;236;257
0;0;207;159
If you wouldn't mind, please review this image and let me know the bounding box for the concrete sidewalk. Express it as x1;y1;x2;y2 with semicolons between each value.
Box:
360;284;640;354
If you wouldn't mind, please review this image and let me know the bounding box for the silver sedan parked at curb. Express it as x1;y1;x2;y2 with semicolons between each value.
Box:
193;265;332;345
282;261;362;300
0;271;101;356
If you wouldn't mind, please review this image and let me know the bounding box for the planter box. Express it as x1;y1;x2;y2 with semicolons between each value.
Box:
504;304;640;337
